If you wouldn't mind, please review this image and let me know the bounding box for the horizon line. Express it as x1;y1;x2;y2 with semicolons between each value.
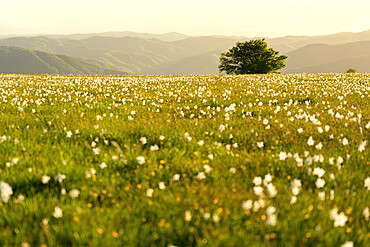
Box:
1;28;370;39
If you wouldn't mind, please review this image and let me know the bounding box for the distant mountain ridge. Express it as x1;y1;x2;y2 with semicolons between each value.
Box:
266;30;370;51
0;31;190;42
1;29;370;75
43;31;190;42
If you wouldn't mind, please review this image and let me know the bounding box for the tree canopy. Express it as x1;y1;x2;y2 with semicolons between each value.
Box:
219;39;288;74
346;68;357;73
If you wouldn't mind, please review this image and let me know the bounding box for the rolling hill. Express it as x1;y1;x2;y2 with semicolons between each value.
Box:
150;50;222;75
0;36;174;74
0;46;127;75
283;41;370;73
285;55;370;74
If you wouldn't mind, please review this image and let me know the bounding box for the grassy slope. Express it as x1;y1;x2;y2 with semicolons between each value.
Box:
0;46;58;74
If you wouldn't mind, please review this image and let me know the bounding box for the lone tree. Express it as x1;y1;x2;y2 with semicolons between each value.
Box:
219;39;288;74
346;68;357;73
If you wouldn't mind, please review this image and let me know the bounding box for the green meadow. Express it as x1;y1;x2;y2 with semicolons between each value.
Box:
0;73;369;246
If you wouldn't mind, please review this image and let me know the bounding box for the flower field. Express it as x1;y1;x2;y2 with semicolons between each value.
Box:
0;73;369;246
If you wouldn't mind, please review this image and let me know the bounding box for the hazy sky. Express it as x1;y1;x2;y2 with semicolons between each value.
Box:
1;0;369;37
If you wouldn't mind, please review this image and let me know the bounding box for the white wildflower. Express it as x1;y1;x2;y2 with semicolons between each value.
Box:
92;147;100;155
55;174;66;184
253;201;260;212
172;174;180;181
136;156;145;165
42;175;51;184
150;145;159;151
266;214;277;226
342;138;349;146
263;174;272;185
242;200;253;210
315;178;326;188
337;156;344;166
330;208;348;227
313;167;325;178
279;152;287;161
253;176;262;186
203;165;213;173
52;206;63;218
341;241;353;247
69;189;80;199
139;137;147;145
257;142;264;148
11;157;19;165
315;142;323;150
318;191;325;201
358;140;367;152
212;214;220;223
99;162;107;169
229;167;236;174
329;157;335;165
266;183;277;198
363;207;369;220
196;172;206;180
266;206;276;215
85;168;96;178
253;186;264;197
364;177;370;190
66;131;73;138
146;188;154;197
184;210;192;221
307;136;315;146
158;182;166;190
203;212;211;220
0;181;13;203
290;196;297;204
